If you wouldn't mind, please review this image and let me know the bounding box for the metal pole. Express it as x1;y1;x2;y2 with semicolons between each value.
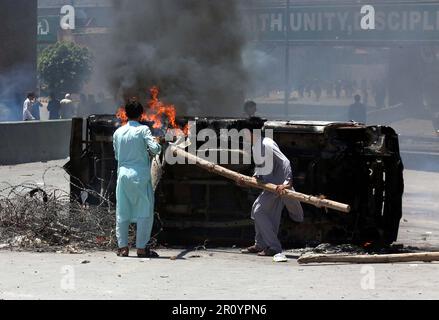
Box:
284;0;291;117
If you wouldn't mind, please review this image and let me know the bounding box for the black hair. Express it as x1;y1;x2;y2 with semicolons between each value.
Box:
125;101;144;119
244;100;257;110
27;92;35;99
354;94;361;102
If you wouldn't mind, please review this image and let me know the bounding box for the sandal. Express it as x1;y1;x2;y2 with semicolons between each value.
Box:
117;247;129;257
137;247;159;258
257;248;279;257
241;245;264;254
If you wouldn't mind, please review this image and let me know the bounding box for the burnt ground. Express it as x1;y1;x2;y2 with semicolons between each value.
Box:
0;159;439;299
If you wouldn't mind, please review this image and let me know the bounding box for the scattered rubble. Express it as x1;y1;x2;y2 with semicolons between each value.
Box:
57;245;85;254
288;243;366;256
288;242;426;260
312;243;366;255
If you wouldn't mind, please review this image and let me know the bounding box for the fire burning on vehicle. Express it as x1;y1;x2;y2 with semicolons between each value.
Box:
116;86;189;135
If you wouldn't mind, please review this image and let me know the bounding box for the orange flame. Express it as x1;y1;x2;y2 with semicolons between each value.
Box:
116;86;190;135
116;107;128;124
146;86;178;129
363;242;373;248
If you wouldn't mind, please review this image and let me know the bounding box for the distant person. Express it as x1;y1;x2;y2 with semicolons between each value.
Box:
305;80;312;98
22;92;36;121
325;81;333;98
344;80;354;98
313;80;322;102
32;94;42;120
352;79;358;92
47;93;61;120
348;94;367;124
244;100;257;118
335;80;342;99
60;93;74;119
298;82;305;98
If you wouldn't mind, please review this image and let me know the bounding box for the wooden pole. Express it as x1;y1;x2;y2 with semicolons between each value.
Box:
297;252;439;264
169;145;351;213
284;0;291;117
69;118;83;202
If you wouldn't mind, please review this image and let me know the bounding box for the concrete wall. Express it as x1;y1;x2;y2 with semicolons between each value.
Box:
0;120;71;165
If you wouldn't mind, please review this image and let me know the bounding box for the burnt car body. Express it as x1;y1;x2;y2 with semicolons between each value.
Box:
65;115;404;247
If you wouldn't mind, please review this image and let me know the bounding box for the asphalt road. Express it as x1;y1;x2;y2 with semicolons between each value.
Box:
1;249;438;300
0;160;439;300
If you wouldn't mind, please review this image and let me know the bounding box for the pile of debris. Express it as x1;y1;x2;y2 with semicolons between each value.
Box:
289;243;439;264
288;243;367;256
0;182;117;252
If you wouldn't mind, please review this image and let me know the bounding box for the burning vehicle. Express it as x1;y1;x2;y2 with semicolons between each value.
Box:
65;89;404;248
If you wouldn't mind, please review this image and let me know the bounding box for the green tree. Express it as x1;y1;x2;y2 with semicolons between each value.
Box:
38;41;93;95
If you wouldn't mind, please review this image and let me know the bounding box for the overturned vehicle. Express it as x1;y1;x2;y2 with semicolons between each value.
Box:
65;116;404;247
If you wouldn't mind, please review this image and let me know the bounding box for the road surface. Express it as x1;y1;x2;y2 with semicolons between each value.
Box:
0;160;438;300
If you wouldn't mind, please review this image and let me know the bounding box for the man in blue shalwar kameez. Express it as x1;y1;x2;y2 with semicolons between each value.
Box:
113;102;162;258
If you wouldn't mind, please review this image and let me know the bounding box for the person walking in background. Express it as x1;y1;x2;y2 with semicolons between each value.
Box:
32;94;43;120
348;94;367;124
22;92;36;121
335;80;342;99
298;81;305;99
47;93;61;120
244;100;257;118
60;93;74;119
325;80;334;98
344;80;354;98
313;79;322;102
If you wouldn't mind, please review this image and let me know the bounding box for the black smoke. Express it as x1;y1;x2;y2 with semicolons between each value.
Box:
0;0;37;121
105;0;248;116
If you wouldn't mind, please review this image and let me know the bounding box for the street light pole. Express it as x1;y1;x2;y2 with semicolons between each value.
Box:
284;0;291;117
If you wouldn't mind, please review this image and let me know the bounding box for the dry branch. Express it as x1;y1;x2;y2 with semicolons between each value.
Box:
297;252;439;264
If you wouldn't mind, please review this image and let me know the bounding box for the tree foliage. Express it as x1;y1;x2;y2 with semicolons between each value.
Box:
38;41;93;95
